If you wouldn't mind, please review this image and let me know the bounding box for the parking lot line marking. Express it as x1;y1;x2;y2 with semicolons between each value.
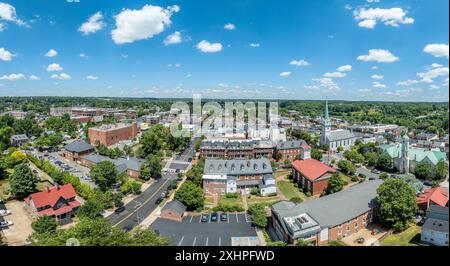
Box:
218;237;221;246
198;215;202;223
236;213;239;223
192;237;197;246
205;237;209;246
190;215;194;223
178;236;184;246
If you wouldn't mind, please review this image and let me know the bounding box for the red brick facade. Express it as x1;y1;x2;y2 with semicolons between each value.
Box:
292;167;333;196
88;123;138;147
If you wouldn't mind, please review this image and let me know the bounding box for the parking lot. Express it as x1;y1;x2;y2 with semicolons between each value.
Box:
150;213;258;246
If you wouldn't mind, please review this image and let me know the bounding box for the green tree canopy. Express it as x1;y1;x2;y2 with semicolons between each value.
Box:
337;159;356;176
9;163;37;198
174;181;204;210
376;178;417;232
31;216;58;235
326;173;346;195
90;161;118;191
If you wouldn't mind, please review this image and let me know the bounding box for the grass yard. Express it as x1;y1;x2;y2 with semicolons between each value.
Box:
273;170;291;178
328;240;348;246
277;180;307;201
247;195;281;206
218;195;244;208
381;225;422;246
204;195;215;207
36;180;53;191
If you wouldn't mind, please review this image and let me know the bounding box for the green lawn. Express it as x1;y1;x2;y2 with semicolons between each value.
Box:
218;195;244;208
273;170;290;178
381;225;422;246
277;180;307;201
328;240;348;246
247;195;281;206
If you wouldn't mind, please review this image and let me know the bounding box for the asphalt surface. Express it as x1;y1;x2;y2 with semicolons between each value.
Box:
109;136;198;231
150;213;257;246
108;172;176;231
356;167;380;179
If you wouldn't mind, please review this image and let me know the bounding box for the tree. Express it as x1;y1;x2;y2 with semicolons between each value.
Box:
326;173;345;195
248;203;268;228
377;153;393;172
174;181;204;210
377;178;417;232
112;192;124;207
296;239;311;246
434;161;448;180
139;128;165;157
364;152;379;167
31;216;58;234
77;199;104;219
90;161;118;191
147;154;162;179
379;173;389;180
322;144;329;152
414;163;433;180
9;164;37;198
343;149;364;164
337;146;344;153
337;159;356;175
10;150;27;165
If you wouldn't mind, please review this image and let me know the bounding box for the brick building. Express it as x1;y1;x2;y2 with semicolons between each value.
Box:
80;154;143;179
88;122;138;147
271;179;382;245
160;200;187;222
62;140;95;162
200;139;275;159
291;145;336;196
275;140;307;161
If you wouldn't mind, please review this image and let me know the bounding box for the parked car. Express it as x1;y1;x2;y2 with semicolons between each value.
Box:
0;209;11;216
220;213;228;222
155;197;164;205
114;206;125;214
0;220;13;228
211;212;218;222
201;214;209;222
423;180;433;186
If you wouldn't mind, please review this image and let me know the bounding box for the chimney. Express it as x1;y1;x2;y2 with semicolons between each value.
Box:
46;187;50;193
56;184;60;191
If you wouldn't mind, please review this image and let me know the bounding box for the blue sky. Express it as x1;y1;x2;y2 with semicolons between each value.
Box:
0;0;448;101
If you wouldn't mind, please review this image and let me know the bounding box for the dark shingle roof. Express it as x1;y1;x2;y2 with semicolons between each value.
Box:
423;218;449;233
162;200;187;215
204;158;272;176
64;140;94;153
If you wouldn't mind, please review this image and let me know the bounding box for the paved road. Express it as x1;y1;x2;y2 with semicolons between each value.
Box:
108;172;177;231
356;167;380;179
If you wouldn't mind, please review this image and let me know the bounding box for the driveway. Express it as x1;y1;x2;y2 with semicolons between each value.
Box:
107;173;177;231
150;213;257;246
1;200;33;246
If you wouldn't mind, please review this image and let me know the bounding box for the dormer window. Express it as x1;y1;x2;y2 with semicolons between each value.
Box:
240;164;245;171
231;164;235;171
254;164;258;171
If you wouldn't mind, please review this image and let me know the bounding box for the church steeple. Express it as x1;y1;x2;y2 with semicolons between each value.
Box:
324;100;331;127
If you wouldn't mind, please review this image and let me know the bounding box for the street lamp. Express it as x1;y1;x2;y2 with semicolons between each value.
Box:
133;200;142;224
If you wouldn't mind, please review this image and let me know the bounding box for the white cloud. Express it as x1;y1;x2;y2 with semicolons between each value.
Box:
29;75;40;80
337;65;352;72
0;47;13;61
353;8;414;29
45;49;58;57
111;5;179;44
280;72;291;77
371;74;384;80
78;11;104;35
431;63;443;69
417;66;449;83
186;74;192;78
249;43;260;48
423;44;449;59
196;40;223;53
357;49;399;63
0;2;27;26
0;73;25;81
50;73;71;80
167;63;181;68
79;53;88;59
312;77;341;92
373;81;386;88
46;63;63;72
224;23;235;30
430;84;440;90
218;83;229;88
163;31;182;46
86;75;98;80
366;0;381;3
0;23;5;31
304;85;319;90
289;59;309;66
121;54;129;58
344;4;352;11
443;78;449;87
397;79;418;86
359;89;372;92
324;72;346;78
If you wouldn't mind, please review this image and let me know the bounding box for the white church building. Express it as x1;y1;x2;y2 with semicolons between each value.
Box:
320;101;356;152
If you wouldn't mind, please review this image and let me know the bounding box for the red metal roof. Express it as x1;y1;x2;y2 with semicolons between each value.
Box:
26;183;78;209
37;201;80;217
417;187;449;207
292;159;336;181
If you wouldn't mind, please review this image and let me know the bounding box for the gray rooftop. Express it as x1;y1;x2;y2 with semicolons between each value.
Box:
64;140;94;153
204;158;272;176
276;140;307;150
326;129;356;142
422;218;449;233
11;134;29;141
162;200;187;215
82;154;143;173
272;179;383;228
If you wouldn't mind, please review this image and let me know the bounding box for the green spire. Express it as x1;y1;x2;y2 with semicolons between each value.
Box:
324;100;330;127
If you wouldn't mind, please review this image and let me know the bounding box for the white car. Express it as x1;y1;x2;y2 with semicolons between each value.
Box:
0;220;13;228
0;209;11;216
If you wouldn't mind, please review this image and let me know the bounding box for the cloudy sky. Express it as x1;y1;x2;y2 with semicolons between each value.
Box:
0;0;449;101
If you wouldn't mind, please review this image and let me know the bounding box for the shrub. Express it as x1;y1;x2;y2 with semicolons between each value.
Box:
290;197;303;203
351;175;359;182
250;187;260;196
212;204;244;212
225;192;239;199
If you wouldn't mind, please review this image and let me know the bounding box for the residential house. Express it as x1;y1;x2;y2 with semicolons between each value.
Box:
417;187;449;212
10;134;29;147
421;206;449;246
80;154;143;179
25;184;80;224
160;200;187;222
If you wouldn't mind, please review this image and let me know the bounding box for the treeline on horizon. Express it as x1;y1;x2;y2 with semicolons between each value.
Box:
0;96;448;135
